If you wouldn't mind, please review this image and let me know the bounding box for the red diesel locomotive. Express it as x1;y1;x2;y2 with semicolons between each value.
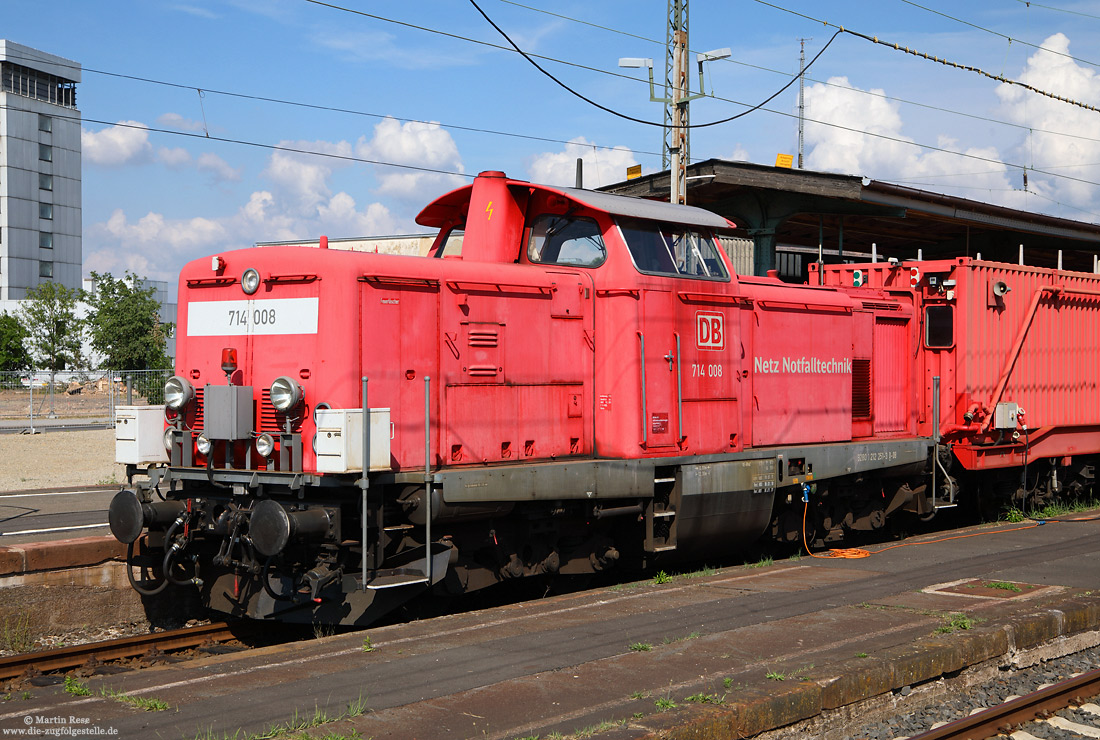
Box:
109;171;1100;625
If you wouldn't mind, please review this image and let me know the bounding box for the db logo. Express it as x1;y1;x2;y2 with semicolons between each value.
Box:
696;312;724;350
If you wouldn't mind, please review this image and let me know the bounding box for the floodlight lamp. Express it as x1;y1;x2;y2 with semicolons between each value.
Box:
618;57;653;69
697;48;731;63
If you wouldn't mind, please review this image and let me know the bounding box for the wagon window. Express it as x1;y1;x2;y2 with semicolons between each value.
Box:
527;214;606;267
618;218;728;280
925;305;954;348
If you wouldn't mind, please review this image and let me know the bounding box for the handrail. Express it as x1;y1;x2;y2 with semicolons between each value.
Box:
675;333;683;443
186;277;237;288
984;286;1055;430
424;375;433;585
446;279;552;295
360;377;370;590
359;275;440;288
264;273;318;285
638;331;647;448
676;291;749;306
756;299;851;313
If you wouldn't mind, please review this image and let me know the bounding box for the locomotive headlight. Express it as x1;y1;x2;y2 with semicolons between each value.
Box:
241;268;261;295
163;427;175;451
269;376;303;412
196;433;213;456
255;433;275;458
164;376;195;410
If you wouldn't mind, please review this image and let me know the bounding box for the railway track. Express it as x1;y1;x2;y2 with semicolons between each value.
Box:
0;621;246;683
908;666;1100;740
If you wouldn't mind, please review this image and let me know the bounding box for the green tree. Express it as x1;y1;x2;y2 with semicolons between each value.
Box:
0;312;32;371
17;281;84;372
84;271;173;371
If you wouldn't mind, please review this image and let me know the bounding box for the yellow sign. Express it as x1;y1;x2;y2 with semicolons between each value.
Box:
627;164;642;180
775;154;794;169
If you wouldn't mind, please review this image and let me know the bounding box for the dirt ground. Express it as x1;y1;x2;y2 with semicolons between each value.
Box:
0;429;126;491
0;384;136;421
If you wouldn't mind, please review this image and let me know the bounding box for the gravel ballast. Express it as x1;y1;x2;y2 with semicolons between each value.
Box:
846;645;1100;739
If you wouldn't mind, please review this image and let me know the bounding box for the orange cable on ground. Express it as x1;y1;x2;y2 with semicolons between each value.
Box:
801;498;1049;560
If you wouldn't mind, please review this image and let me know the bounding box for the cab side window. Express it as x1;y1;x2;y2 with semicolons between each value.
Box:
527;214;606;267
431;227;464;258
618;218;729;280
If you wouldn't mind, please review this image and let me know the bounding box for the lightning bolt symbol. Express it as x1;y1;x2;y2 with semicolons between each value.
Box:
485;201;494;221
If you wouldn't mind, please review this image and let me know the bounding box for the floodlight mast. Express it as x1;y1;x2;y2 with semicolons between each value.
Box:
619;2;729;205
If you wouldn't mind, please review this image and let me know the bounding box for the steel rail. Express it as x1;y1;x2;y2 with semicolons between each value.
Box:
908;665;1100;739
0;621;240;682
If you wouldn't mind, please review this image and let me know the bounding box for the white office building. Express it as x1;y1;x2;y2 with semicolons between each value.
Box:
0;40;81;300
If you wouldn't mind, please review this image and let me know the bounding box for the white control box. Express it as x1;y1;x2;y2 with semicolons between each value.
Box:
314;408;391;473
115;405;169;465
993;402;1020;430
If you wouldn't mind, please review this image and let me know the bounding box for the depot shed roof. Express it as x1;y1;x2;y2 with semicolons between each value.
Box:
600;158;1100;276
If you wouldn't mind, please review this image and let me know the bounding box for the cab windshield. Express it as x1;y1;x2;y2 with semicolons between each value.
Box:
618;218;728;280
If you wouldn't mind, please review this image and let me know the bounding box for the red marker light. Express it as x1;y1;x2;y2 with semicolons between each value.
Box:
221;347;238;376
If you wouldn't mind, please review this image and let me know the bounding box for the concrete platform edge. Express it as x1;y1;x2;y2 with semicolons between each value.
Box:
0;536;124;576
632;593;1100;740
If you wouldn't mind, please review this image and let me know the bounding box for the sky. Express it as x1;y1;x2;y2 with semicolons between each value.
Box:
9;0;1100;284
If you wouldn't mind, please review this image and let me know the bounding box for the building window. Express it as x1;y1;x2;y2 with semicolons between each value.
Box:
38;114;52;133
38;144;52;162
39;174;52;191
39;203;53;220
39;261;53;278
39;232;53;249
1;61;77;108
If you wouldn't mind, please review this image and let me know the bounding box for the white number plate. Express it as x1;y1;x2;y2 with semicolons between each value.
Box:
186;297;319;336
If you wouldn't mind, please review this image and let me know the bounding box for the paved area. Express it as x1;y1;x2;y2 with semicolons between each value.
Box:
1;513;1098;740
0;487;117;546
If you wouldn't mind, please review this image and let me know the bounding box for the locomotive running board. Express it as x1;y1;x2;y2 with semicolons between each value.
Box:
435;439;933;504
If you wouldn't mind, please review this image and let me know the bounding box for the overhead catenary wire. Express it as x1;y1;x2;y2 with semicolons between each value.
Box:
896;0;1100;69
0;49;665;162
0;104;473;180
468;0;841;129
498;0;1100;150
748;0;1100;114
1012;0;1100;22
11;6;1100;195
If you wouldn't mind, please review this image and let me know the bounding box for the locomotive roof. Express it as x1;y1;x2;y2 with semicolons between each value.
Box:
554;186;733;230
416;175;733;231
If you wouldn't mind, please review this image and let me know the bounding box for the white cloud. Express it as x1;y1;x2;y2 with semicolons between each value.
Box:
526;137;637;189
263;139;354;214
157;147;192;168
82;121;153;167
723;144;751;162
309;29;481;70
197;152;242;182
997;33;1100;208
170;4;219;20
154;147;241;182
356;117;465;200
803;77;1018;204
85;139;404;282
157;112;206;132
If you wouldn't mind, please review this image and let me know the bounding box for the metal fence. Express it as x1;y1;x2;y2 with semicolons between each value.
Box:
0;369;172;428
